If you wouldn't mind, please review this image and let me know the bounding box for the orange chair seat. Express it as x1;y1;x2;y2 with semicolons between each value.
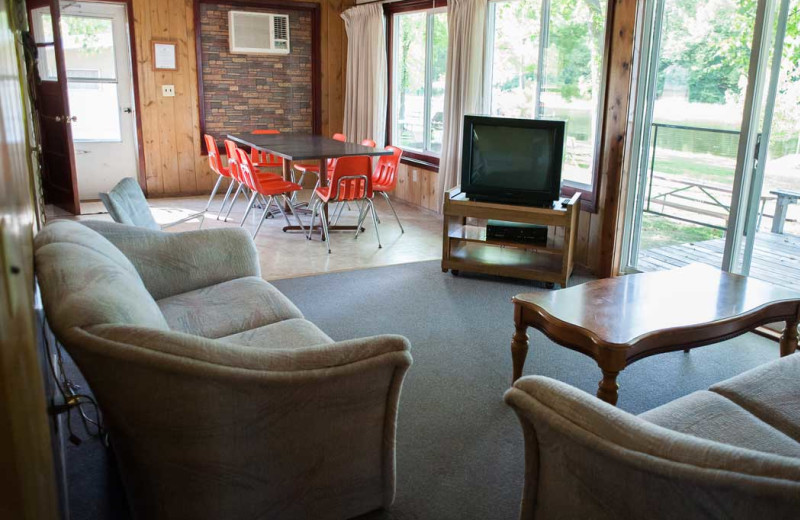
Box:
259;180;302;196
314;184;367;203
373;183;393;192
314;186;333;202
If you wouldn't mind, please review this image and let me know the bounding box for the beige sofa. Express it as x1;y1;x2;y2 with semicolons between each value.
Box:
34;219;413;520
505;353;800;519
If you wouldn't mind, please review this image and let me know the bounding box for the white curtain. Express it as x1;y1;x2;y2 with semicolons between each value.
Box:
436;0;487;212
341;4;388;146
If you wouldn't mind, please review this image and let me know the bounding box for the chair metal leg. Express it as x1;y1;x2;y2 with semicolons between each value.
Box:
368;199;382;248
273;196;293;227
204;175;224;212
224;183;244;222
354;201;369;239
253;196;273;238
307;189;318;212
320;202;331;253
306;199;320;240
332;201;346;226
217;180;236;220
381;191;404;233
239;192;258;226
285;195;304;229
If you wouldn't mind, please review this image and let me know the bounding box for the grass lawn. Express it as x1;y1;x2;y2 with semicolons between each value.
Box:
653;153;735;184
639;213;725;251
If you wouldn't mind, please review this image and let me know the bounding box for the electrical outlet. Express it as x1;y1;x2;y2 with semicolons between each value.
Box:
162;85;175;97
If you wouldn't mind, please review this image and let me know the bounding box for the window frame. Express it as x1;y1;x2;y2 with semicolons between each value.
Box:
384;0;449;171
482;0;610;212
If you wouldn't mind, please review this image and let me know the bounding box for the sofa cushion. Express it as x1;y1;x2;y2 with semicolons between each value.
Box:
157;276;303;339
34;220;169;331
221;319;334;349
709;353;800;443
640;390;800;458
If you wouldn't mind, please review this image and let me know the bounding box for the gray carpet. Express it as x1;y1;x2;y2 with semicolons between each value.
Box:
64;260;779;519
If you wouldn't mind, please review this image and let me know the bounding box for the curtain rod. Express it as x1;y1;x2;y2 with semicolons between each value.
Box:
352;0;445;8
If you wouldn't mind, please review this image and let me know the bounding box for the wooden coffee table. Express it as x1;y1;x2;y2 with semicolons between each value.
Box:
511;264;800;405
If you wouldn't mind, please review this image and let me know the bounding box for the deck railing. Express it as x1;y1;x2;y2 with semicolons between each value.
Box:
643;123;770;230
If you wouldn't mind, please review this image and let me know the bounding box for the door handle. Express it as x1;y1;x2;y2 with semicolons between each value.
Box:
54;115;78;123
123;107;133;114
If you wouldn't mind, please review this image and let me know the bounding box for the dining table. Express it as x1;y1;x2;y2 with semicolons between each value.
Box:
227;133;392;236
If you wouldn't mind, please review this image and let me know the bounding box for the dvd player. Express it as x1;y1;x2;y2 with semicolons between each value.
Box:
486;220;548;245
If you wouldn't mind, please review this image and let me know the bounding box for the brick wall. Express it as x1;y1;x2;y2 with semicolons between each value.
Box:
200;3;313;140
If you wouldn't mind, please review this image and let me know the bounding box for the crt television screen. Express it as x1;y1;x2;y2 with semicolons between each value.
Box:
469;124;556;191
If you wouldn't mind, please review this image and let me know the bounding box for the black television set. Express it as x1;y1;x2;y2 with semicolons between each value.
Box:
460;115;565;207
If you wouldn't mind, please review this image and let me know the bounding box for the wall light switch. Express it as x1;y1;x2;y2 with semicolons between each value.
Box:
162;85;175;97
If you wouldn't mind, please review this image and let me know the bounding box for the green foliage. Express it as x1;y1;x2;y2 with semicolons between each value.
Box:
62;15;111;53
656;0;759;104
547;0;606;101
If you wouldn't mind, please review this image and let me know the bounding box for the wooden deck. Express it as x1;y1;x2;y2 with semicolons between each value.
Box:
638;231;800;287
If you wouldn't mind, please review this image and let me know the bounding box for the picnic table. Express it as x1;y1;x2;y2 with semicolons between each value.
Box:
770;189;800;234
648;174;775;228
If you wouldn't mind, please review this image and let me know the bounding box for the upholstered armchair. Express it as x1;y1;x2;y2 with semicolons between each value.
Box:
504;372;800;519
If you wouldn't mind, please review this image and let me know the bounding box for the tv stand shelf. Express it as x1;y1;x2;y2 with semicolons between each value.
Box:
442;188;581;286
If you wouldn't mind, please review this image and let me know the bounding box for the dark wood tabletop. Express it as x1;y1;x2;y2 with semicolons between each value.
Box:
510;263;800;404
226;134;392;161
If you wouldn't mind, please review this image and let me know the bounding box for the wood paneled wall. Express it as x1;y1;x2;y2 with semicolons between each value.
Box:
132;0;353;197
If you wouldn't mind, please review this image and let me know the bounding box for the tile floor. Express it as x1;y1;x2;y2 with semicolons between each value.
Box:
49;193;443;280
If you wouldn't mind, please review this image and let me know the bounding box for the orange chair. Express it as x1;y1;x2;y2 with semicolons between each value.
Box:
221;139;283;222
235;147;303;237
307;155;379;253
216;139;244;220
203;134;231;212
250;129;283;169
372;146;404;233
294;132;346;188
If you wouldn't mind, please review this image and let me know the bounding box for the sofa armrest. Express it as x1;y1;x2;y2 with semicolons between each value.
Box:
80;220;261;299
504;376;800;520
66;325;412;519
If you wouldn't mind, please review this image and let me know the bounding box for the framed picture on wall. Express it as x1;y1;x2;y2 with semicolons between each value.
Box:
152;40;177;71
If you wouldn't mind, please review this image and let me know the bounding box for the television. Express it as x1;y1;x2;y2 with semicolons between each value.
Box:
460;115;565;207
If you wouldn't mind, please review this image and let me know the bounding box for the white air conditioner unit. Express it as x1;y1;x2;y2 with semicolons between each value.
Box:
228;11;290;55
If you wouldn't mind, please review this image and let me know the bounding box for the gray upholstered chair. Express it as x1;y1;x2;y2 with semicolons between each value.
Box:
34;219;412;520
100;177;203;229
504;356;800;520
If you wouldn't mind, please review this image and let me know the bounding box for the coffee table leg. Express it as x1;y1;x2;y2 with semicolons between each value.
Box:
780;317;798;357
597;370;619;406
511;324;529;383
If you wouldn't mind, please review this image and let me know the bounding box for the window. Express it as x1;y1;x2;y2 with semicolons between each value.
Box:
389;6;448;163
484;0;608;191
62;15;122;142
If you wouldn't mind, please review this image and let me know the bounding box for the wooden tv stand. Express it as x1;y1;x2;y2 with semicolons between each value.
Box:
441;188;581;287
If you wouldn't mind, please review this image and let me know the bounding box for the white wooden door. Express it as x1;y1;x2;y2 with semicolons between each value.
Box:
60;1;138;200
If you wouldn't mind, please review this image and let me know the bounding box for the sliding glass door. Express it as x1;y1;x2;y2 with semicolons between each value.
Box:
622;0;799;288
732;0;800;286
